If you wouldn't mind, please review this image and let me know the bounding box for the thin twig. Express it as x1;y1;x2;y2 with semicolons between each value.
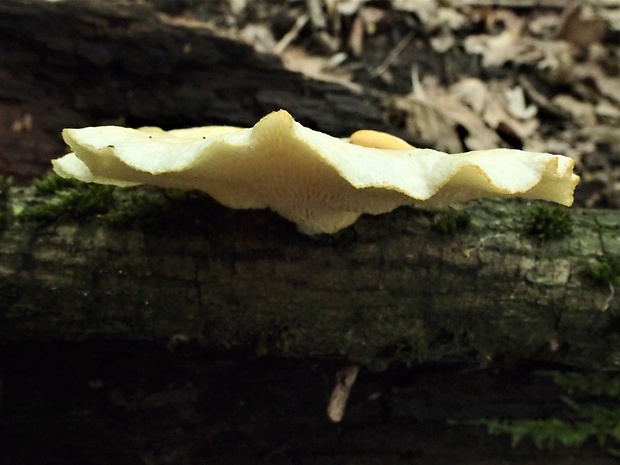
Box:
274;13;310;55
369;31;414;79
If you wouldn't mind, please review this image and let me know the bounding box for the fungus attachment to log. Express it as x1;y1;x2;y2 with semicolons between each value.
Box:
53;110;579;235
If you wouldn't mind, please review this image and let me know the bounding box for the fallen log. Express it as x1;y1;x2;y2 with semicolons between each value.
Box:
1;183;618;368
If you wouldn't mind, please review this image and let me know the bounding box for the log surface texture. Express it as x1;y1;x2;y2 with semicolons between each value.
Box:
1;186;618;369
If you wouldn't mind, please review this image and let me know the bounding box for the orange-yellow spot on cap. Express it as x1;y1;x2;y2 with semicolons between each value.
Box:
349;130;414;150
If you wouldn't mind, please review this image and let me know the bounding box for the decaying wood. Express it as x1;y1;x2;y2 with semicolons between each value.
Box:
1;186;618;369
1;341;618;465
0;0;389;181
1;341;617;465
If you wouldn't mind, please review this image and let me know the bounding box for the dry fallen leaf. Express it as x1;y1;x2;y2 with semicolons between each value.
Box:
399;72;501;151
451;79;538;144
556;5;608;49
504;86;537;120
552;94;597;127
392;0;438;25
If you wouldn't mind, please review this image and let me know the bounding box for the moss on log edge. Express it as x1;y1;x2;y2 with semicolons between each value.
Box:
0;177;619;368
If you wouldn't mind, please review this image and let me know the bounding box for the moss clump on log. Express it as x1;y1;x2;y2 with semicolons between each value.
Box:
467;371;620;457
522;203;573;241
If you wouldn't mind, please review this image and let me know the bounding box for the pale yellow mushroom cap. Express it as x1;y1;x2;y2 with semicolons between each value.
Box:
53;110;579;235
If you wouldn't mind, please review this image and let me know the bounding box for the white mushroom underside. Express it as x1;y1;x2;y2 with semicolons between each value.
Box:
53;110;579;234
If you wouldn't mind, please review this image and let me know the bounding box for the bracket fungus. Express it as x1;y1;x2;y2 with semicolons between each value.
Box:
53;110;579;235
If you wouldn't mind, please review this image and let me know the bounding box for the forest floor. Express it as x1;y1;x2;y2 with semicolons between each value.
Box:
134;0;619;208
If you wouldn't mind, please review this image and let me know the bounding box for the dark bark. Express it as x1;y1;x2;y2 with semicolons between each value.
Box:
1;185;618;369
0;0;389;182
1;341;618;465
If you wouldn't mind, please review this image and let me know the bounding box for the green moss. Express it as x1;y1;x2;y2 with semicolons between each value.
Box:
459;371;620;456
587;256;620;287
100;188;178;229
20;173;201;229
545;371;620;397
522;203;572;241
431;208;471;235
479;416;613;450
33;172;81;194
20;176;115;226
